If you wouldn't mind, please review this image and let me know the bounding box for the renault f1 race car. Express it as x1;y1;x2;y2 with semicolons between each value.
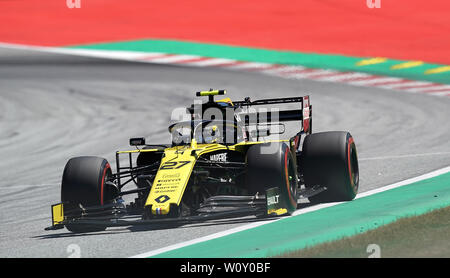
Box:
45;90;359;233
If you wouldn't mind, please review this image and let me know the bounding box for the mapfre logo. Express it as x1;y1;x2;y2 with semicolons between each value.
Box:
210;153;227;162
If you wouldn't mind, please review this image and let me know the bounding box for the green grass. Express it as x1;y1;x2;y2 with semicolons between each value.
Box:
276;205;450;258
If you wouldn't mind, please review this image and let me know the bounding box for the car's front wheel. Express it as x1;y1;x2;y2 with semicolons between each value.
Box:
61;156;115;233
246;142;298;213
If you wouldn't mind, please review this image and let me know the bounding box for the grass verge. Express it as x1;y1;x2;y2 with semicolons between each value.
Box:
276;205;450;258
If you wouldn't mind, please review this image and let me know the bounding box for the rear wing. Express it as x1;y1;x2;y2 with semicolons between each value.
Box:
189;90;312;139
233;96;312;134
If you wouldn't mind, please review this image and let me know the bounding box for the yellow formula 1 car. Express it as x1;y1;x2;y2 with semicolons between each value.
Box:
46;90;359;233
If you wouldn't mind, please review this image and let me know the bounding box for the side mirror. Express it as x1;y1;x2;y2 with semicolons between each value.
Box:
130;137;146;146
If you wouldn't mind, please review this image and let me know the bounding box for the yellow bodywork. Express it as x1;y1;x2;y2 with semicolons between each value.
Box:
196;89;226;96
267;208;288;216
145;142;234;215
51;203;64;226
116;148;160;154
144;140;288;215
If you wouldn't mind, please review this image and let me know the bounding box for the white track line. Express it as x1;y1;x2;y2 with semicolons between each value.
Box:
359;151;450;161
378;81;432;89
300;69;342;79
348;77;403;85
312;72;369;82
356;166;450;198
188;58;237;66
0;42;153;60
129;218;283;258
265;65;307;74
332;72;375;82
225;62;275;70
420;85;450;92
283;69;336;79
0;183;59;189
130;165;450;258
140;54;203;64
427;91;450;96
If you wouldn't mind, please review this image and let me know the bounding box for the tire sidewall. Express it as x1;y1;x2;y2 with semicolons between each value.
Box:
61;156;112;233
246;142;298;212
302;131;359;202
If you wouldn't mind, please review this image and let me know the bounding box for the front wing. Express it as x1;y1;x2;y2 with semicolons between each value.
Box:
45;186;300;231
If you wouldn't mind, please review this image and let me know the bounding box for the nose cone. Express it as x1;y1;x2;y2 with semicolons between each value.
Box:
144;147;197;216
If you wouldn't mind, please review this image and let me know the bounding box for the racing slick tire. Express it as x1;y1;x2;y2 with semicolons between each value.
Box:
61;156;114;233
246;143;298;213
301;131;359;203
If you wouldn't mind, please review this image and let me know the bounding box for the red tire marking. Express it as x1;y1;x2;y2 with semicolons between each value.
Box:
284;148;297;208
100;163;110;206
347;137;354;187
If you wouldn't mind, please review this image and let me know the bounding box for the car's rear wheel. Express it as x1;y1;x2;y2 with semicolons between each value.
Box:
61;156;115;233
246;142;298;213
301;131;359;203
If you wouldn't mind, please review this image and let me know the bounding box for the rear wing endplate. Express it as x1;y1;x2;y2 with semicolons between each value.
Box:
234;96;312;133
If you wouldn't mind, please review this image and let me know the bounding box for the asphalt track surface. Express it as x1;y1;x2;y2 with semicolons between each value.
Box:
0;47;449;258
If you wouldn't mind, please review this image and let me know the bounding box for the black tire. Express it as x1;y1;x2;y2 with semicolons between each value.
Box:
301;131;359;203
246;142;298;213
61;156;113;233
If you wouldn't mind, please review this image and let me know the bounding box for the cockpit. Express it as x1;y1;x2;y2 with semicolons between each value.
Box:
169;120;246;146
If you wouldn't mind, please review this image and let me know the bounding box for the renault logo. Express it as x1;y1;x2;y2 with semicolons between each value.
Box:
155;195;170;203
